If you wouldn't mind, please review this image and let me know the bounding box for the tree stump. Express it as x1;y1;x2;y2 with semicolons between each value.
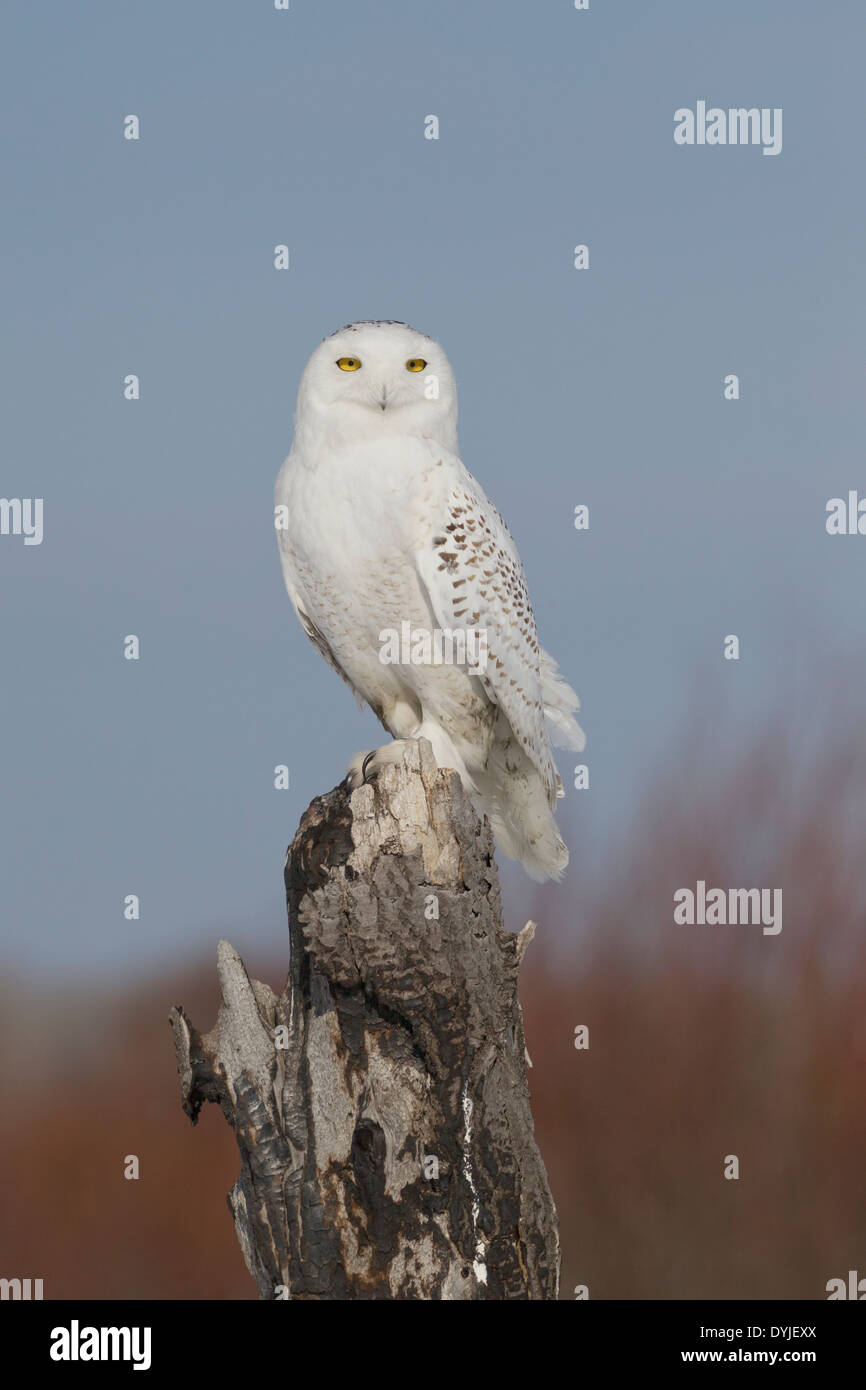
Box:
169;739;560;1299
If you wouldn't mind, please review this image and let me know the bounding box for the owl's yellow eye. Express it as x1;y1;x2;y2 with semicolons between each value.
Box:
406;358;427;372
336;356;361;371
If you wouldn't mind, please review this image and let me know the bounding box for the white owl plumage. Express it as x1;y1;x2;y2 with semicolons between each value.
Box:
274;321;585;881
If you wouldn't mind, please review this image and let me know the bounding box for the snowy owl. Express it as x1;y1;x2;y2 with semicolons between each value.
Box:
274;321;585;881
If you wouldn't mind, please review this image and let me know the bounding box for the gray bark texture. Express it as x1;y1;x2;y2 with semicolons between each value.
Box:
169;738;560;1300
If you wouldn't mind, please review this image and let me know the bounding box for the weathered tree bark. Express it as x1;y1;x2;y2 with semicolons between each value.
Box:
170;739;560;1299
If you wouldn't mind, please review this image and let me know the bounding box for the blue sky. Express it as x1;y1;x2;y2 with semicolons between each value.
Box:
1;1;864;980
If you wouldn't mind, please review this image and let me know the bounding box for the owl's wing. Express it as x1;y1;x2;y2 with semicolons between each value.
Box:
414;463;559;803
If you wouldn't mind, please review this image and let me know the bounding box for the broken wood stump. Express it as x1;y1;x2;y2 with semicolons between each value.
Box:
169;738;560;1299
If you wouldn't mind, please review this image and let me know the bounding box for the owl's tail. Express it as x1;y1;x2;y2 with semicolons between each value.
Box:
473;725;570;883
539;648;586;753
467;650;583;881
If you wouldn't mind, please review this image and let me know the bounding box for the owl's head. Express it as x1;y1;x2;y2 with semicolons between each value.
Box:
294;320;458;449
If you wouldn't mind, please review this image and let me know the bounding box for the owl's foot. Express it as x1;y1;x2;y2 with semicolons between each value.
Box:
345;740;413;790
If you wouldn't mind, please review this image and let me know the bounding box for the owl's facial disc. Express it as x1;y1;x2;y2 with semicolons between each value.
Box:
315;324;444;414
297;322;456;446
297;323;458;450
331;350;428;413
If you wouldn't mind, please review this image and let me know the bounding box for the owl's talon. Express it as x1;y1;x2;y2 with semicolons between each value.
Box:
346;741;414;790
345;748;376;790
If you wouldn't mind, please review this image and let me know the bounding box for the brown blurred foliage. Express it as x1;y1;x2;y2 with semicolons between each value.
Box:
530;720;866;1299
1;723;864;1299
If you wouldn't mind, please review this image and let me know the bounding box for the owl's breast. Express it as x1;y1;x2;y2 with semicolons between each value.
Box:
283;435;453;567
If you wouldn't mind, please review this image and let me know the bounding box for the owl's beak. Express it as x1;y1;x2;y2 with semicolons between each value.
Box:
378;385;389;411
